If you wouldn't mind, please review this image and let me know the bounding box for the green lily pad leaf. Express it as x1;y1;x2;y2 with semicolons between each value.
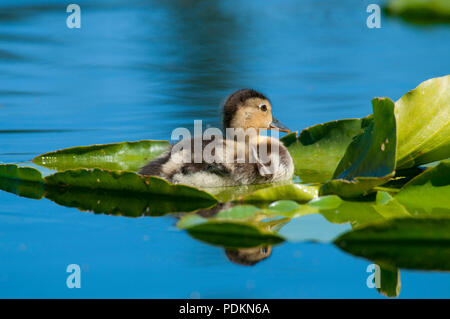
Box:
281;118;370;183
44;168;217;203
395;160;450;211
373;192;411;219
320;176;393;199
0;164;43;183
319;194;412;229
320;200;387;228
266;200;316;218
33;140;170;172
395;75;450;169
308;195;342;210
333;98;396;179
321;98;397;198
180;219;284;248
334;218;450;271
216;205;260;219
0;164;44;199
385;0;450;23
267;200;301;214
241;183;319;203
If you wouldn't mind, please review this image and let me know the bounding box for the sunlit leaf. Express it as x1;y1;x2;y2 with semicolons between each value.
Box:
241;183;319;203
395;75;450;168
0;164;43;183
33;140;170;172
308;195;342;210
281;118;369;183
395;160;450;214
321;98;396;198
0;164;45;199
267;200;300;214
216;205;260;219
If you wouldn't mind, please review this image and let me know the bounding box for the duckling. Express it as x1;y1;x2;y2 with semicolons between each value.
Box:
139;89;294;187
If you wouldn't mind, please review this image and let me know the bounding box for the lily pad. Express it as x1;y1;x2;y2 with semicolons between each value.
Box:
0;164;45;199
395;160;450;212
281;118;369;183
33;140;170;172
241;183;319;203
308;195;342;210
216;205;260;220
395;75;450;168
266;200;316;218
267;200;301;214
321;98;397;198
0;164;43;183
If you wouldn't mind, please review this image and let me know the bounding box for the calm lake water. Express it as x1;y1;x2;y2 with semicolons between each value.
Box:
0;0;449;298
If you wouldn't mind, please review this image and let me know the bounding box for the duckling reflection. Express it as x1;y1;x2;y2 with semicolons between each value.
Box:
180;202;276;266
225;246;273;266
139;89;294;187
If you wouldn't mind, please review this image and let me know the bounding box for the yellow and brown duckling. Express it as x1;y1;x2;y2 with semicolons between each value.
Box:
139;89;294;187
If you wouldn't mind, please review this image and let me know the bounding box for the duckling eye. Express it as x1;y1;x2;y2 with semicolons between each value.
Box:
259;104;267;112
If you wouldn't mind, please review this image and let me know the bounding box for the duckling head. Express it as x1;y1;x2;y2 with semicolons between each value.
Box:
222;89;290;132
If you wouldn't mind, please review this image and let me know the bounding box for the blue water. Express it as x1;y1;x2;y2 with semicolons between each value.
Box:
0;0;449;298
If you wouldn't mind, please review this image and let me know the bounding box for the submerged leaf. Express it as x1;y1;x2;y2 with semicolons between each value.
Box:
33;140;170;172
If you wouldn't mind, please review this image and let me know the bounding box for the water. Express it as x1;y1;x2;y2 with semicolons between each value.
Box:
0;0;449;298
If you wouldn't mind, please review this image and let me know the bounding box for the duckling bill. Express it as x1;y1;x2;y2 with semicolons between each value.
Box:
139;89;294;187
